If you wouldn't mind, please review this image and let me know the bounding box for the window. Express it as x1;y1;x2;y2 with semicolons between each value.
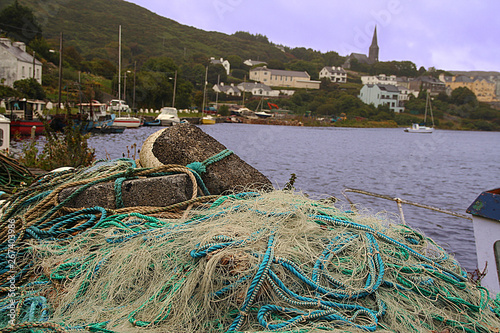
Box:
22;66;25;77
0;129;3;147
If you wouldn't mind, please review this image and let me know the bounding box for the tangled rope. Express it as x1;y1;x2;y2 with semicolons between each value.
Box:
0;152;33;194
1;189;498;332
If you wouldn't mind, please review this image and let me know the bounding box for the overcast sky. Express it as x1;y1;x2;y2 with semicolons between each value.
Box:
128;0;500;72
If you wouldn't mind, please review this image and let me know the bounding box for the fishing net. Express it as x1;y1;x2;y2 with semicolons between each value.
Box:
1;158;499;332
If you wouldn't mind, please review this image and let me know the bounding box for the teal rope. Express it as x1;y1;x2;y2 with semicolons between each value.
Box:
186;149;233;195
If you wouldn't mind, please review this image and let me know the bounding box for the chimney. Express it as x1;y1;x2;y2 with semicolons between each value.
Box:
12;41;26;51
0;38;11;47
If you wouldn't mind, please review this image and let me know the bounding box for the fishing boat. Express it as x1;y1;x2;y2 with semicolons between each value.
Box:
5;98;50;136
156;107;180;126
405;91;434;133
467;188;500;296
76;101;116;133
107;100;141;128
0;114;10;152
201;115;216;125
143;119;161;126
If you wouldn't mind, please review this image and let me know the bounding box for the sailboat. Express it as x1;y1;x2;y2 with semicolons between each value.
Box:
201;66;215;125
112;25;141;128
405;91;434;133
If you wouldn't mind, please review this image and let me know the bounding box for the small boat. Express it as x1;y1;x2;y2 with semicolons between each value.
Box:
0;114;10;152
5;98;50;136
156;107;180;126
107;100;141;128
201;115;216;125
143;119;161;126
90;125;125;134
405;91;434;133
255;111;273;118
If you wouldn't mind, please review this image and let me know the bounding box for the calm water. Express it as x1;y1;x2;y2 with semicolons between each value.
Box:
16;124;500;271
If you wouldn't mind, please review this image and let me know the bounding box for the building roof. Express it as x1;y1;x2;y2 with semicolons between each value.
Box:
454;75;473;83
365;84;400;93
412;76;445;85
244;59;267;66
0;39;42;65
251;66;309;78
238;82;272;91
322;66;346;74
213;84;241;94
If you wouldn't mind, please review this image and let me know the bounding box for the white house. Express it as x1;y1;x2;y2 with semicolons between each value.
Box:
358;84;405;113
0;38;42;87
237;82;280;97
249;66;320;89
210;57;230;75
244;59;267;67
319;66;347;83
361;74;398;86
212;83;241;96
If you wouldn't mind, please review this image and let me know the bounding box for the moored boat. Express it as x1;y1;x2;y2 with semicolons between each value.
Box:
156;107;180;126
5;98;50;136
201;115;216;125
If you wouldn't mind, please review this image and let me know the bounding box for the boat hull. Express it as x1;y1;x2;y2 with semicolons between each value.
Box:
201;117;216;125
10;120;48;136
113;117;142;128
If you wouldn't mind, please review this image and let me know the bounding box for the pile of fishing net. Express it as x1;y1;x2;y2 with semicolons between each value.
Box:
1;160;500;332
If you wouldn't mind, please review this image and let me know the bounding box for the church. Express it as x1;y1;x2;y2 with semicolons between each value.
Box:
343;27;379;69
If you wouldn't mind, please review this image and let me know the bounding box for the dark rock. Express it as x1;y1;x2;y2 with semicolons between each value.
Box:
140;124;272;195
59;174;192;209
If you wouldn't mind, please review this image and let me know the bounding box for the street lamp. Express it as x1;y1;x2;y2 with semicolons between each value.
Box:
49;32;63;112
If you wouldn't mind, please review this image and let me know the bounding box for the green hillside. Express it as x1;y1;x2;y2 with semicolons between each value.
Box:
0;0;289;66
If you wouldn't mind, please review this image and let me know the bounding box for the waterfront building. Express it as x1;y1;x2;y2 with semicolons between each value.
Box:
358;84;405;113
0;38;42;87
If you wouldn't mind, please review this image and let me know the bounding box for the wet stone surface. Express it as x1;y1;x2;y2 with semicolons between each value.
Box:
146;124;272;195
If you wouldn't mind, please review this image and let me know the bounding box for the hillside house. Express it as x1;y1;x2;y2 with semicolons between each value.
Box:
237;82;280;97
440;74;498;102
319;66;347;83
361;74;397;86
358;84;405;113
408;76;446;96
244;59;267;67
249;66;320;89
0;38;42;87
213;83;241;96
209;57;230;75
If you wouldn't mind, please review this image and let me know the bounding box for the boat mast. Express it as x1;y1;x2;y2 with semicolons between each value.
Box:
118;25;121;118
201;66;208;115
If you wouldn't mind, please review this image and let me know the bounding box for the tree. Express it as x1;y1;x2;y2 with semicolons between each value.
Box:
0;0;42;44
450;87;477;106
13;78;45;99
207;64;227;84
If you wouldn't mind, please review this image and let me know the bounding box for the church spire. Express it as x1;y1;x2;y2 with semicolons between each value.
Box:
369;26;379;63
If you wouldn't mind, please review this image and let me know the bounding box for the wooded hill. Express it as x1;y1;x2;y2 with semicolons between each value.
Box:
0;0;294;66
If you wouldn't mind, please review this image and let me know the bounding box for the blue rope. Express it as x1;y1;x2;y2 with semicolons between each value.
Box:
186;149;233;196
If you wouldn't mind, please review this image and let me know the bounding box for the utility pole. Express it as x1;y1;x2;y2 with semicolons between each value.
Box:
57;32;63;113
132;61;136;112
172;70;177;107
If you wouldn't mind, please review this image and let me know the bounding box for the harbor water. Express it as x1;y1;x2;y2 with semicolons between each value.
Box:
17;124;500;272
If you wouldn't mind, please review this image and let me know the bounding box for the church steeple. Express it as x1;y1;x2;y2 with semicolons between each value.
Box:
369;26;379;63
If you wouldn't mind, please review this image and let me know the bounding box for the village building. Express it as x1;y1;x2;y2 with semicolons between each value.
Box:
361;74;397;86
0;38;42;88
212;83;241;96
237;82;280;97
343;27;379;69
408;76;446;96
319;66;347;83
209;57;231;75
243;59;267;67
439;74;498;102
358;84;405;113
249;66;320;89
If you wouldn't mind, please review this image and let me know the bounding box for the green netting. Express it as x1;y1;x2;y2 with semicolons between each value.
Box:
1;161;499;333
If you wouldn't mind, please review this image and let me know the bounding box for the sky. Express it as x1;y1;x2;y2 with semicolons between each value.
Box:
128;0;500;72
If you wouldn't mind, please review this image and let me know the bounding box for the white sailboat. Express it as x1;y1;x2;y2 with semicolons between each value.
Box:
113;25;141;128
405;91;434;133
